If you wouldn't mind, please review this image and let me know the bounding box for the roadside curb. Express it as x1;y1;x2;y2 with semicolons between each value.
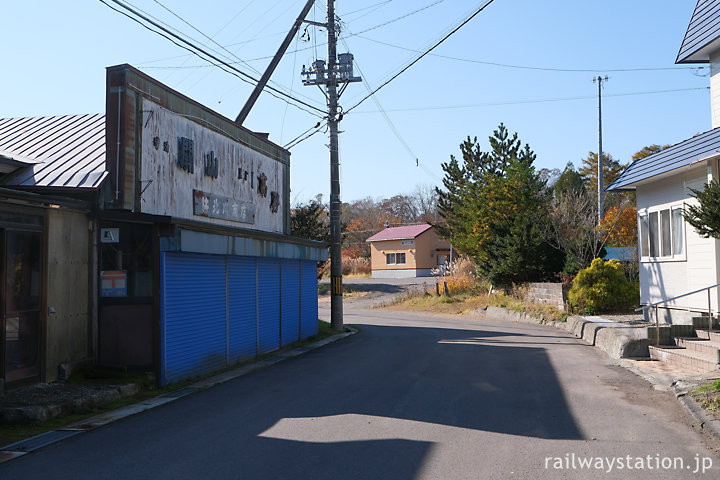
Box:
618;358;720;442
0;326;358;463
474;306;650;359
475;305;720;444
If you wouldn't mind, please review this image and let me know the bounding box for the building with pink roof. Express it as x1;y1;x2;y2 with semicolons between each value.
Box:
366;224;451;278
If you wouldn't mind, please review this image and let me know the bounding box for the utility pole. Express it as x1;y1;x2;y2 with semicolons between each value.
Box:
301;0;361;331
593;75;609;223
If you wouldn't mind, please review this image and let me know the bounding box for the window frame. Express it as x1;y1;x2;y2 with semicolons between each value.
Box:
385;252;407;265
638;204;686;262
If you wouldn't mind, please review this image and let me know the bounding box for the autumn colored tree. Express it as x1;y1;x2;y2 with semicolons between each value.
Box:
598;205;638;247
632;144;671;162
578;151;626;205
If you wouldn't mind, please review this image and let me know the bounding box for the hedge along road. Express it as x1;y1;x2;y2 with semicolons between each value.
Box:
2;293;719;478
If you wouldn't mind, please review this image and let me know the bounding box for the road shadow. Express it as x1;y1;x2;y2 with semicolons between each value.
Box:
0;324;583;479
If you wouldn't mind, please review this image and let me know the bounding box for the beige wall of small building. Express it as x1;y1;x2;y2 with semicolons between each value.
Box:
369;228;450;274
45;208;91;382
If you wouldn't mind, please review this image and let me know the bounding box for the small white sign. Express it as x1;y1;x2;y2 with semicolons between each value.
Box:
100;228;120;243
401;240;414;245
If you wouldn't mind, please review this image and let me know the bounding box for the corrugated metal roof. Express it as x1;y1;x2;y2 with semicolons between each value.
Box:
0;114;107;189
677;0;720;63
607;127;720;191
366;224;433;242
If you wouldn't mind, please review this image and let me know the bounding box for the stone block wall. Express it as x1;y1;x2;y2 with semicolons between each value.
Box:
525;283;566;310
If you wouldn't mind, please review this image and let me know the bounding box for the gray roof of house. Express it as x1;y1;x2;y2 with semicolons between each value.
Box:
677;0;720;63
607;127;720;191
0;114;107;189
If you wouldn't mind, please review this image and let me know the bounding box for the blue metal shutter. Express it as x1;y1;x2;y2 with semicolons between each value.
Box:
257;257;281;353
281;259;301;346
161;252;227;385
300;260;319;339
228;256;257;362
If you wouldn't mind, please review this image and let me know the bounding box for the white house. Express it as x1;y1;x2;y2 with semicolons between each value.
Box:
607;0;720;324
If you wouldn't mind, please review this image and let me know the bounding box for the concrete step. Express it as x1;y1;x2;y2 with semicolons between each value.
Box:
696;329;720;343
674;337;720;362
649;345;720;374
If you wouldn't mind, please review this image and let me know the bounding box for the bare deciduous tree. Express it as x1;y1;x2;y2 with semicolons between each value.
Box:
544;189;604;272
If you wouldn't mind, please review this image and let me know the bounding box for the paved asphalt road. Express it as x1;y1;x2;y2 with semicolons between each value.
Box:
2;290;720;478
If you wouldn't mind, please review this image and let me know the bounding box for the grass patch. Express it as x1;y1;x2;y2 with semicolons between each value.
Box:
691;379;720;418
384;288;564;323
67;366;153;389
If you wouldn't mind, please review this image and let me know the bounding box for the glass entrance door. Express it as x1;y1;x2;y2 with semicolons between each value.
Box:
3;230;41;383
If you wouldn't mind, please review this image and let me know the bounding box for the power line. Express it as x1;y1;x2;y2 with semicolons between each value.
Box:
224;0;292;49
354;34;704;74
151;0;262;76
99;0;326;118
284;121;327;150
349;87;709;113
345;0;497;114
211;0;260;40
145;0;324;107
340;1;393;18
349;0;446;36
242;0;450;64
343;38;441;182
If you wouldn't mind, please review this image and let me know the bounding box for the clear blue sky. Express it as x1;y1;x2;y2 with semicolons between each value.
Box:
1;1;710;204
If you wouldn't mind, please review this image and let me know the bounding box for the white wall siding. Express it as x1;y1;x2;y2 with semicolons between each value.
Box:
636;166;719;312
711;51;720;129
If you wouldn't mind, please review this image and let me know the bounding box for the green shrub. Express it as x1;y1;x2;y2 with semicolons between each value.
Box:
568;258;639;313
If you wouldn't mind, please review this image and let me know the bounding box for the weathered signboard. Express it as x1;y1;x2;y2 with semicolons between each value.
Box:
192;190;255;224
138;98;286;233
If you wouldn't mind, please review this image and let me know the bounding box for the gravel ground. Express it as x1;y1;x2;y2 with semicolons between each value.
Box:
1;382;142;425
0;383;122;409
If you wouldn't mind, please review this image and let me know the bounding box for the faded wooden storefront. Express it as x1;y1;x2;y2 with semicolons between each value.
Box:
0;114;105;393
100;65;326;385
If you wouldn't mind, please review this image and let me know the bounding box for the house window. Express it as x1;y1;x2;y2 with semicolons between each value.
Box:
672;208;684;255
638;206;685;261
385;252;406;265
